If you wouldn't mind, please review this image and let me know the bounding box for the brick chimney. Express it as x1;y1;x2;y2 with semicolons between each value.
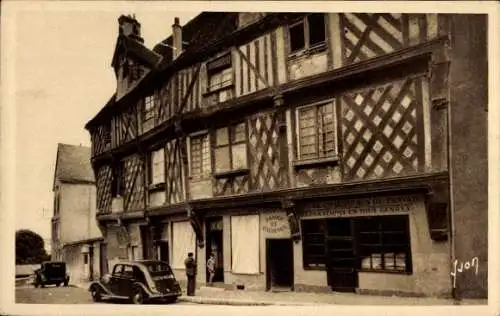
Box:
118;14;144;44
172;17;182;60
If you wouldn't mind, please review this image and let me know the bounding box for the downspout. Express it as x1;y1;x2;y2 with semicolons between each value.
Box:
445;22;457;300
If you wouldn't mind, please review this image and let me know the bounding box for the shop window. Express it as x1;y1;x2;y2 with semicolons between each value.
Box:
301;219;327;269
297;101;337;161
190;133;211;180
148;147;165;186
213;122;248;174
356;215;412;273
289;14;326;55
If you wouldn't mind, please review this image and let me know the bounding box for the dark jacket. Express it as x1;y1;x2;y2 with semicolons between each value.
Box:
184;257;197;277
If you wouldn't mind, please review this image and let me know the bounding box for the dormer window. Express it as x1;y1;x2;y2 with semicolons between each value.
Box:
289;14;326;55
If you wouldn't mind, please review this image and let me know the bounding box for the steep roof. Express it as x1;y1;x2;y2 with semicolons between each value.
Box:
53;143;94;190
111;35;162;71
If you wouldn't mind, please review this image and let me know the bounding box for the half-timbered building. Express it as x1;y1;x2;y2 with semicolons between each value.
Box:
85;13;488;299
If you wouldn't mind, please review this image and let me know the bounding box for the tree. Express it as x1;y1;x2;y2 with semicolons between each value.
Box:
15;229;50;264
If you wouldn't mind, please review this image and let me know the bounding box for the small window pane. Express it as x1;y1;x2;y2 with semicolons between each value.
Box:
231;143;247;169
216;127;229;146
215;146;230;172
289;22;305;52
232;123;246;143
308;14;326;46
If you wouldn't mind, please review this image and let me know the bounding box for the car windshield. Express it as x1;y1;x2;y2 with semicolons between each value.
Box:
144;262;172;276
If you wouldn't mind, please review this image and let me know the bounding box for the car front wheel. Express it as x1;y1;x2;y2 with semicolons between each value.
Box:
131;288;145;305
91;286;102;302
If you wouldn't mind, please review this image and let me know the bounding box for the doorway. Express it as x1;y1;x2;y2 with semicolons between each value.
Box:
88;246;94;281
325;218;358;292
99;242;108;275
157;241;170;264
206;217;224;283
140;225;154;260
266;239;293;291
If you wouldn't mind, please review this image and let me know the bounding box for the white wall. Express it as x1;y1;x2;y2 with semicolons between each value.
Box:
59;183;101;245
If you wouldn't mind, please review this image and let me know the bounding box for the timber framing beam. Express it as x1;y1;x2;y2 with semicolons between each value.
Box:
91;36;448;165
96;171;448;222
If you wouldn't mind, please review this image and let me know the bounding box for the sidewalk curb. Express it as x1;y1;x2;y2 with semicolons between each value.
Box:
178;296;321;306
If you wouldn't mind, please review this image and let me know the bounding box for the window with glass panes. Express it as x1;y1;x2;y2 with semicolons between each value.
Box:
207;53;233;92
214;123;247;173
190;134;211;179
144;95;155;121
289;13;326;54
209;68;232;92
356;215;412;273
301;219;327;269
297;101;336;160
149;148;165;185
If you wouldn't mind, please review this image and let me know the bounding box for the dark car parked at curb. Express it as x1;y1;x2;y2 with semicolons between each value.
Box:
88;260;182;304
33;261;70;288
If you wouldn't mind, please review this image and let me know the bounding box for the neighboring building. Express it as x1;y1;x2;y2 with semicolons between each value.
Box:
85;13;488;299
51;143;103;284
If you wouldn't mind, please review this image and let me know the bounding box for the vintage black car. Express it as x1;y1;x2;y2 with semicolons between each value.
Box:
88;260;182;304
33;261;70;288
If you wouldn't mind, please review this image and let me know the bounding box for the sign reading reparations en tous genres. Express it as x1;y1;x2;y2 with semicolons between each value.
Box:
302;195;421;218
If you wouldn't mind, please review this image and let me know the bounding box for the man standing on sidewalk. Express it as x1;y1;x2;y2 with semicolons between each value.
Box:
184;252;197;296
206;253;216;287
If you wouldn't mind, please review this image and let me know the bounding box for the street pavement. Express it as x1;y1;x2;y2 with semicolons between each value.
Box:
15;284;195;305
15;282;488;306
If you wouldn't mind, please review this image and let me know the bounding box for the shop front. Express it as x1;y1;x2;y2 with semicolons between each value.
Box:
295;193;451;297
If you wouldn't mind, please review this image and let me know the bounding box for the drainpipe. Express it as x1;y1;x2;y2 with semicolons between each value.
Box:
445;22;457;300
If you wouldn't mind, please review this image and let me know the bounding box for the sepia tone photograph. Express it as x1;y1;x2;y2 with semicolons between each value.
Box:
1;1;498;316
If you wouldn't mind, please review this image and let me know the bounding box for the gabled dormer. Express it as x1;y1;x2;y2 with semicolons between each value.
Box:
111;15;161;99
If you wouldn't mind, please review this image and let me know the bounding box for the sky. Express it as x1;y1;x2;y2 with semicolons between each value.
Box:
6;2;199;251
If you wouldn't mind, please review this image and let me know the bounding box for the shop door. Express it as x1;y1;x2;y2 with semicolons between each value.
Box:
266;239;293;291
206;217;224;283
326;218;358;292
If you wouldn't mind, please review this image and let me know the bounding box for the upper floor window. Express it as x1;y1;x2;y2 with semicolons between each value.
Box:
190;133;211;180
297;101;336;161
214;122;247;174
205;53;234;105
289;14;326;54
143;95;155;122
111;161;125;198
148;147;165;186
